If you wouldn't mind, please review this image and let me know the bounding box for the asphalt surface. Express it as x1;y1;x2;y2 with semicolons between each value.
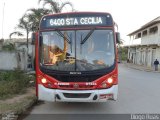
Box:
23;64;160;120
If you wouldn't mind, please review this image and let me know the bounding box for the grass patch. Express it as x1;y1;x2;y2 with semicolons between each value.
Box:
0;95;37;114
0;70;35;99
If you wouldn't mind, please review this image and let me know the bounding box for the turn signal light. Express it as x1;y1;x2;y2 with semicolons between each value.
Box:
101;82;107;88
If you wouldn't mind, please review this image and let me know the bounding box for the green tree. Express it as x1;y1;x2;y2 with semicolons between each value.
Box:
117;39;124;47
38;0;74;13
9;31;23;40
2;43;15;51
25;8;51;32
38;0;74;60
17;15;32;49
16;8;50;52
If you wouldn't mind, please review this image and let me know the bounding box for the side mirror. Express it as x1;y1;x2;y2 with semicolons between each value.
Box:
116;32;120;44
31;32;36;45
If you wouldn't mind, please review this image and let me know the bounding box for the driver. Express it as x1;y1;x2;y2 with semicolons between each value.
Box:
86;38;105;65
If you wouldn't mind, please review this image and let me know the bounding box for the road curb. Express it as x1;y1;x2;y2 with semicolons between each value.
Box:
124;63;160;73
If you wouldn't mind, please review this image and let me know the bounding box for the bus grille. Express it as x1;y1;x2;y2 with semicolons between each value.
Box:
49;75;101;82
63;93;91;98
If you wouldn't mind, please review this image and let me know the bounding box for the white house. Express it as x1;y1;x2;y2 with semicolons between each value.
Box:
0;38;34;71
127;17;160;68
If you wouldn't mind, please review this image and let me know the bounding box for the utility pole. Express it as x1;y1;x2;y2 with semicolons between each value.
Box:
1;2;5;40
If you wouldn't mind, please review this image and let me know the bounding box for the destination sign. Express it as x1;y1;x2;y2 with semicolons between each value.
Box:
48;17;105;27
40;13;113;29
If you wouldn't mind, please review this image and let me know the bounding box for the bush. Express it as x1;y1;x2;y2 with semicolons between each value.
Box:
2;43;15;51
0;70;35;99
118;47;128;61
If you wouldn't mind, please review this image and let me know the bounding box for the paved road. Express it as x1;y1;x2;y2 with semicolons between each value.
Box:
23;64;160;120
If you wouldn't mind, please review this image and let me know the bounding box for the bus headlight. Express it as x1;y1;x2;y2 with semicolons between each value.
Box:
98;77;114;89
41;78;47;84
41;78;53;88
107;77;113;84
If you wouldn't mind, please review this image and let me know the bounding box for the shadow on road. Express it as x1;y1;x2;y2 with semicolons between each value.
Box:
31;101;115;114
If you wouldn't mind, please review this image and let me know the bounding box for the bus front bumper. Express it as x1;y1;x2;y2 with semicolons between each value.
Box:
38;84;118;102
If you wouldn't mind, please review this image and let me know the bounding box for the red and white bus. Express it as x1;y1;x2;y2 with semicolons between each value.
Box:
33;12;120;102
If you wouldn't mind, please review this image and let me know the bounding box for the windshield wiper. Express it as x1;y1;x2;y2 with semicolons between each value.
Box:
56;30;71;44
80;28;96;45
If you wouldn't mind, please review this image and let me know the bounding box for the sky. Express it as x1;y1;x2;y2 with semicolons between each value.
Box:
1;0;160;45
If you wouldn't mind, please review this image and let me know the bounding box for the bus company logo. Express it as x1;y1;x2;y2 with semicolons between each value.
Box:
70;72;81;75
73;83;79;89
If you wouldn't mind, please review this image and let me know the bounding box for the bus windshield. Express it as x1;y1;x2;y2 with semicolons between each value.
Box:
39;29;115;71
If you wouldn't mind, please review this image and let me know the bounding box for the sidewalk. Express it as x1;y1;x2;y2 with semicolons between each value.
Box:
124;63;160;73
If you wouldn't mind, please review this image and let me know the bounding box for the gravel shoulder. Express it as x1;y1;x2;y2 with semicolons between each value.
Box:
0;87;37;120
